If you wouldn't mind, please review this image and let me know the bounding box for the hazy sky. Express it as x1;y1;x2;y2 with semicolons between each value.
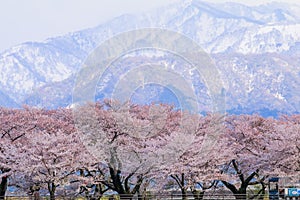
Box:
0;0;298;52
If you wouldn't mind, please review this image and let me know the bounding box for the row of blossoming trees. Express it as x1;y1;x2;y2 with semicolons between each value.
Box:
0;100;299;200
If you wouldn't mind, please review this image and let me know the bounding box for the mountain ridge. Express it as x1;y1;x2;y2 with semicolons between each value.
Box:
0;0;299;116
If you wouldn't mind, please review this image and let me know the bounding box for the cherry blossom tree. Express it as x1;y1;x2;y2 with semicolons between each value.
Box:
156;113;226;200
1;103;299;200
221;114;280;200
0;106;91;200
20;132;82;200
74;100;181;199
0;136;14;199
16;108;91;200
269;115;300;179
0;107;38;199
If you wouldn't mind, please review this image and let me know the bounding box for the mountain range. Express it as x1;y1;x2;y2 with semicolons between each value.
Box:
0;0;300;116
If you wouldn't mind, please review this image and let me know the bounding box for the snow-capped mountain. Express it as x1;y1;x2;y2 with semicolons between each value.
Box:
0;0;299;116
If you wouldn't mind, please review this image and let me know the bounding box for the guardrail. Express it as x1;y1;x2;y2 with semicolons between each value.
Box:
3;189;300;199
0;194;269;200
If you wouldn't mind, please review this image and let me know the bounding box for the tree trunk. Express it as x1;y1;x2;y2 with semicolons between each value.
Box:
170;173;188;200
234;190;247;200
192;190;205;200
33;191;40;200
29;184;41;200
137;187;149;200
0;176;8;200
222;180;247;200
48;182;56;200
181;187;188;200
252;182;266;200
137;189;142;200
87;183;103;200
109;167;144;200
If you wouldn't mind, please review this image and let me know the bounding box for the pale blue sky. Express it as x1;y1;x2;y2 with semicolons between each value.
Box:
0;0;297;52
